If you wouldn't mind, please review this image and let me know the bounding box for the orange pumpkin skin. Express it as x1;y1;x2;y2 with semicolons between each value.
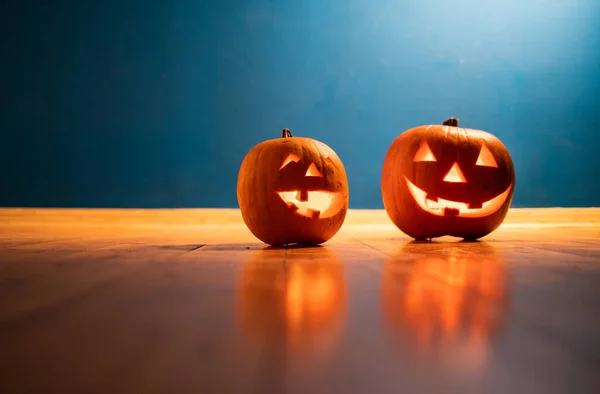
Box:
381;118;515;240
237;129;349;246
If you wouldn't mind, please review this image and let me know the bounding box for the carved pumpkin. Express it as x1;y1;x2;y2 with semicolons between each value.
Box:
237;128;349;246
236;247;347;357
381;118;515;240
381;243;508;374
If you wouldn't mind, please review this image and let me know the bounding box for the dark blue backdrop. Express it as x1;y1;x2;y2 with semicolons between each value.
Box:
2;0;599;208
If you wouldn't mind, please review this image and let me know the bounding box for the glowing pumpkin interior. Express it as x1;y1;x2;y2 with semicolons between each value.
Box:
406;142;512;218
277;153;345;219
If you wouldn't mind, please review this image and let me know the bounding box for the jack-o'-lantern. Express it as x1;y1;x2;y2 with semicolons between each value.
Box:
237;128;349;246
381;118;515;240
236;246;347;358
381;243;508;374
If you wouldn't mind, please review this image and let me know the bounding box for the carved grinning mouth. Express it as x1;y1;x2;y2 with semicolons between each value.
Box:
278;191;343;219
405;177;512;218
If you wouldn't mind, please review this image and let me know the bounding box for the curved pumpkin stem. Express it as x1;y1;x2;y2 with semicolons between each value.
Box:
443;118;459;127
282;128;293;138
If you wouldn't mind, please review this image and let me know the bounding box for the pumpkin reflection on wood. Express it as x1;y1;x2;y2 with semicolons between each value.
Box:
236;246;347;356
381;243;508;374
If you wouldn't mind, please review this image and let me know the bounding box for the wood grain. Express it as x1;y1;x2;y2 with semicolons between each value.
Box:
0;208;599;394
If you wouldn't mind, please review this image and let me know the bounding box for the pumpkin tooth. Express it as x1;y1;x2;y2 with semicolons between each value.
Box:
444;207;460;216
426;194;439;203
469;201;483;209
297;190;309;202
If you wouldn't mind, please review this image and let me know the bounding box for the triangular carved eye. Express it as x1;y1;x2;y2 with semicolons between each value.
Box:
279;153;301;170
305;163;322;177
414;142;437;162
476;145;498;168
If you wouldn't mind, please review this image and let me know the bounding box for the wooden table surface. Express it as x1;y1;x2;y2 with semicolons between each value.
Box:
0;208;599;394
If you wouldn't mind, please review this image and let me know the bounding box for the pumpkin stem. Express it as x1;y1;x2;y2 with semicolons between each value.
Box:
443;117;459;127
282;128;293;138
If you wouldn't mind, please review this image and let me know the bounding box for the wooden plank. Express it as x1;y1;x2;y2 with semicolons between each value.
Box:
0;208;598;394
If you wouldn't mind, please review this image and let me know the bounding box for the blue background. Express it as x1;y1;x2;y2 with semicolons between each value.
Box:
2;0;599;208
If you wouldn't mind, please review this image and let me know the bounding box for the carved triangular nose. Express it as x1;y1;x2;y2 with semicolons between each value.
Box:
443;163;467;183
305;162;322;177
